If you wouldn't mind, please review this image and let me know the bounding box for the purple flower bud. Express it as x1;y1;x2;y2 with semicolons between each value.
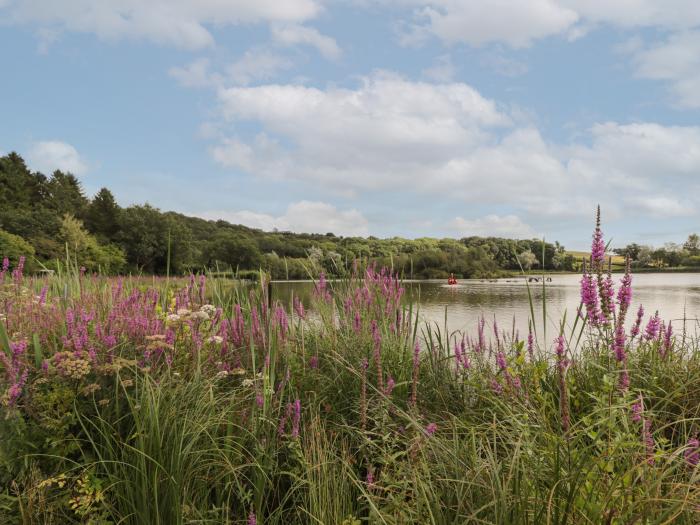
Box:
685;438;699;468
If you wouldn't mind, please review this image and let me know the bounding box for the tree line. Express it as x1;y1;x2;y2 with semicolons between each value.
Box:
613;237;700;269
0;152;576;278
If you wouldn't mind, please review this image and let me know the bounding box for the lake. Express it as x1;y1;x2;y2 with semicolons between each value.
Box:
271;273;700;338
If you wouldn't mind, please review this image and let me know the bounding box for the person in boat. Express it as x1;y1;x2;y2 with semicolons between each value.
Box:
448;273;457;285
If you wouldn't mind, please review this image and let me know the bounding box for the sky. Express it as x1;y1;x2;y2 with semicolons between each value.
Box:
1;0;699;249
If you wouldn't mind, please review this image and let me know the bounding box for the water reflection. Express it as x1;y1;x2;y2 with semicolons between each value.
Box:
271;273;700;337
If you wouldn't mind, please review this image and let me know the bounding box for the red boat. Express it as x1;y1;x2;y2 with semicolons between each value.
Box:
447;273;458;285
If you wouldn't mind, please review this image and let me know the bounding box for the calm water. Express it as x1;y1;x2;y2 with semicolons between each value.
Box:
272;273;700;337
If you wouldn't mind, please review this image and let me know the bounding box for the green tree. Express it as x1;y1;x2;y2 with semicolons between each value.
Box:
85;188;121;242
683;234;700;256
517;249;538;271
206;230;262;270
0;229;36;269
59;214;126;273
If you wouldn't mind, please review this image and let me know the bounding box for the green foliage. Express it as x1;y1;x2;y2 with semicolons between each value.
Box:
0;228;35;267
59;214;126;273
1;151;574;277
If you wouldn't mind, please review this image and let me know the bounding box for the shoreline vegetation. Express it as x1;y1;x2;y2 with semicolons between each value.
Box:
1;209;699;523
3;152;700;282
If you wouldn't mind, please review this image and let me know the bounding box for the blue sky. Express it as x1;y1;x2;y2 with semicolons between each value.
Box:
1;1;699;249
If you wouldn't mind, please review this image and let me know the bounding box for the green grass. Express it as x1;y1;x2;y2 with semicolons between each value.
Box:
1;266;699;524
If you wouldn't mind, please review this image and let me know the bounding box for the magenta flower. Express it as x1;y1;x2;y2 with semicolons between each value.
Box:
631;395;643;423
684;438;699;468
580;264;601;326
644;311;661;341
384;376;395;396
248;511;257;525
424;422;438;436
630;304;644;338
590;206;606;268
616;265;632;320
661;321;673;358
496;351;507;372
366;467;374;486
293;295;305;319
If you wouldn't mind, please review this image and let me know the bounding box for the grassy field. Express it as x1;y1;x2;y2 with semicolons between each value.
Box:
0;222;699;524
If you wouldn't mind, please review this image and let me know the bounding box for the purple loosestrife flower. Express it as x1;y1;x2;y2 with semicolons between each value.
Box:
248;511;257;525
353;311;362;333
630;305;644;339
591;206;606;269
12;256;25;283
0;340;29;407
599;266;615;322
293;295;305;319
580;261;601;327
631;395;643;423
314;272;332;302
496;351;507;372
661;322;673;358
384;376;396;396
309;355;319;369
684;438;699;468
274;305;289;340
424;423;437;436
616;259;632;322
365;467;374;487
476;316;486;353
527;327;534;360
644;311;661;341
490;379;503;395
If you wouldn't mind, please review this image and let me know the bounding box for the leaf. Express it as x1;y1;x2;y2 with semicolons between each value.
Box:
0;321;11;358
33;333;43;368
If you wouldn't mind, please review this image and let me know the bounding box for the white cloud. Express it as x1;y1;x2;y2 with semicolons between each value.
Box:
198;201;369;236
385;0;700;51
398;0;579;48
422;54;456;82
562;0;700;31
227;49;295;85
623;196;695;218
28;141;88;175
169;58;222;88
208;73;700;221
271;23;341;60
170;50;295;90
628;31;700;108
450;214;536;238
2;0;321;50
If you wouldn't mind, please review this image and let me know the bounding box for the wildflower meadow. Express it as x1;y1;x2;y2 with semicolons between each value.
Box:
1;210;699;524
